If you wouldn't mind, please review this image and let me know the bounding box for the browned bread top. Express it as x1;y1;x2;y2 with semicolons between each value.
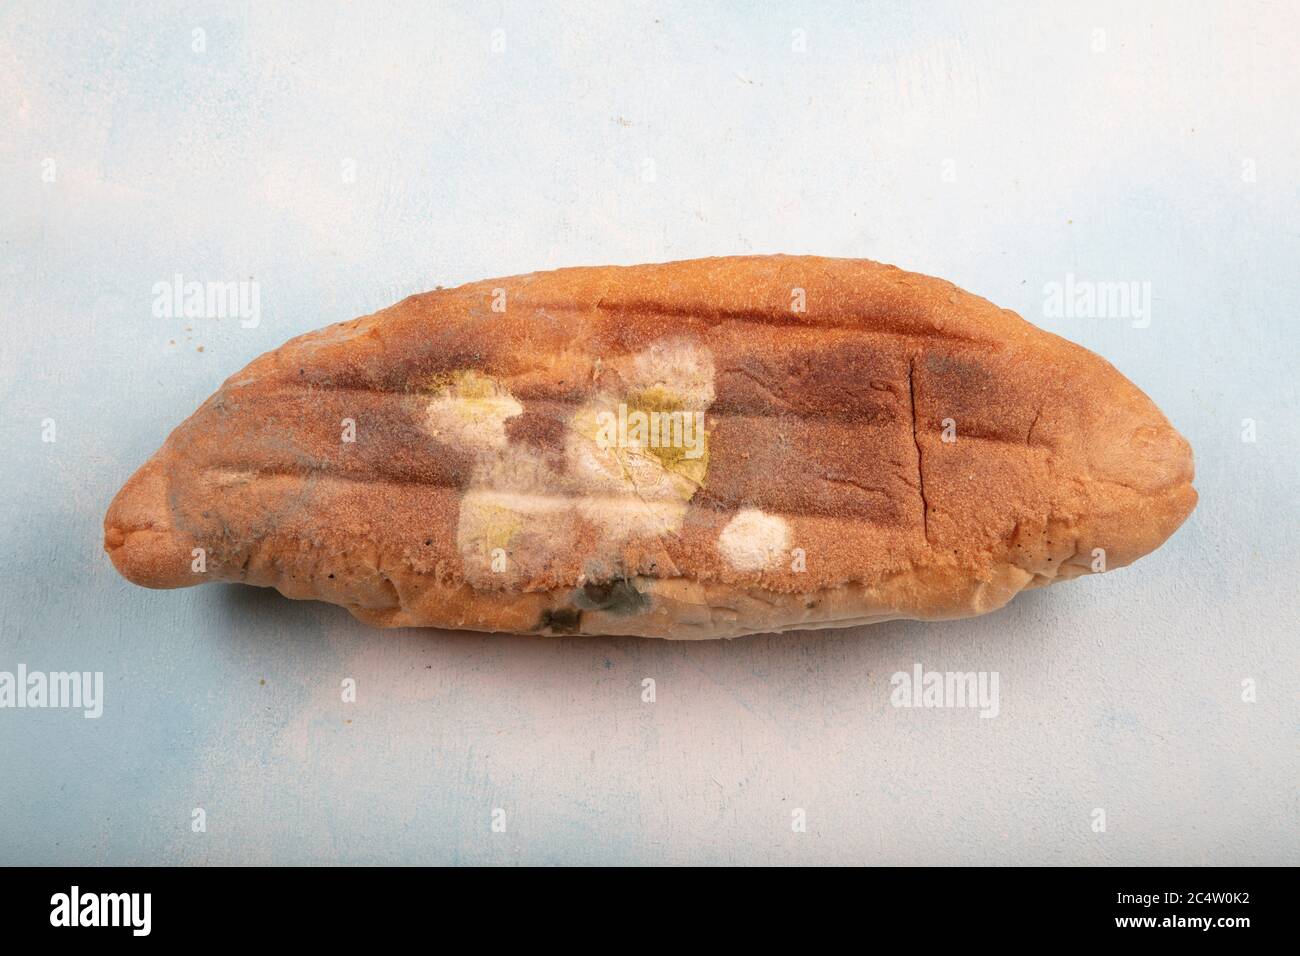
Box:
104;256;1196;637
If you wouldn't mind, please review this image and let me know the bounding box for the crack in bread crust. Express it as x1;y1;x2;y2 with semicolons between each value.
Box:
907;357;930;544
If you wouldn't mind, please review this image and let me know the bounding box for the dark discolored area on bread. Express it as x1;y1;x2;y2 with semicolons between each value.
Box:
105;256;1196;638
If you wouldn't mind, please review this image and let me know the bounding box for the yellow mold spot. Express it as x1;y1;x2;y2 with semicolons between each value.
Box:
475;502;523;551
622;385;709;486
423;370;522;451
564;340;715;540
456;493;526;569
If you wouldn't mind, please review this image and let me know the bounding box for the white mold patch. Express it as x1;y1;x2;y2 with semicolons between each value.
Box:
718;508;791;572
442;341;717;586
628;338;716;408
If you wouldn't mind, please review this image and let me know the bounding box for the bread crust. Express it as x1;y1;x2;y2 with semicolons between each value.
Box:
105;256;1196;638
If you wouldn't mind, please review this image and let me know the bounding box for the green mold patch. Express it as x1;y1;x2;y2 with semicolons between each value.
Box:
573;578;650;616
539;606;583;634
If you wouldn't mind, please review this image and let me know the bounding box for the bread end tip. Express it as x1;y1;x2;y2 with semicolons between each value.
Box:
104;460;200;590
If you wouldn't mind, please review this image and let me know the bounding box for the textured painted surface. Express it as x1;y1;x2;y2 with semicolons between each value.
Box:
0;0;1296;864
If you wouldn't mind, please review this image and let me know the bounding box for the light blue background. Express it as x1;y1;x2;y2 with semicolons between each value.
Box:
1;0;1295;865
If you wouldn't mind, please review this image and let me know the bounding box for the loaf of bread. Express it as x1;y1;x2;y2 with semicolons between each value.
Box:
105;256;1196;638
